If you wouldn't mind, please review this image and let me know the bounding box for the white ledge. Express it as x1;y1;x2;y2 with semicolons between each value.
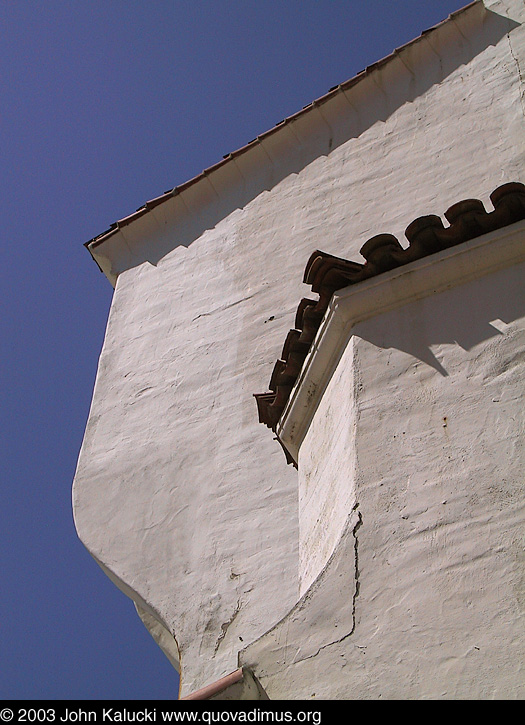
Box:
276;219;525;463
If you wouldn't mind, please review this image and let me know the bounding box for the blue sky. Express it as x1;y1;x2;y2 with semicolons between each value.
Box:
1;0;466;701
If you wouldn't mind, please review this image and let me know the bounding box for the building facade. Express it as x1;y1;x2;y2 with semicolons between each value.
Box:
73;0;525;699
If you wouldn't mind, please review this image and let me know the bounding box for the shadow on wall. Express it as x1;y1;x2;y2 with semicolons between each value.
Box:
92;6;518;275
354;263;525;376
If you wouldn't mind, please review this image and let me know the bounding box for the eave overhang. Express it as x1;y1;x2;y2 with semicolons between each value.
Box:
85;1;485;286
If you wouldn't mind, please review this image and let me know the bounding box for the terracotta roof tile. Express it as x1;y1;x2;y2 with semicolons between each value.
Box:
254;181;525;461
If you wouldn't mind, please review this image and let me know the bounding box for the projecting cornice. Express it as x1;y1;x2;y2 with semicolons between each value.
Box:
254;182;525;465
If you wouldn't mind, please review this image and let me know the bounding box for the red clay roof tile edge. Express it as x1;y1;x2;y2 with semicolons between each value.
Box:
254;181;525;467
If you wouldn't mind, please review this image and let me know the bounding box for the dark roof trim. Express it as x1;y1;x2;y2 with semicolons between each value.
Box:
86;1;479;252
254;181;525;464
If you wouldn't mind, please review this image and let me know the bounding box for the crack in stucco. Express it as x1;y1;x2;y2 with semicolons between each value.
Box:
508;34;525;118
191;292;259;322
214;599;242;654
295;508;363;664
350;508;362;635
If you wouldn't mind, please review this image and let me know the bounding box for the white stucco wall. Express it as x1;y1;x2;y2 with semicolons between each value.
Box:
73;0;525;697
298;337;359;595
245;255;524;699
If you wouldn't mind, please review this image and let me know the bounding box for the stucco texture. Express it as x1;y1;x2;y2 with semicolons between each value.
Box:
246;261;523;700
73;0;525;697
